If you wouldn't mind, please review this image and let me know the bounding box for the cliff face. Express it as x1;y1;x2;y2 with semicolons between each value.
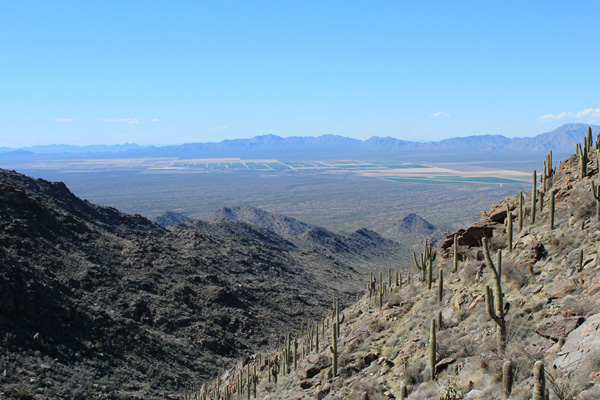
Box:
193;132;600;400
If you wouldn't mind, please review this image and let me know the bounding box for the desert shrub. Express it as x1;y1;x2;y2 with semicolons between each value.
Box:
406;380;439;400
401;362;426;386
459;258;482;286
502;259;530;288
369;320;385;333
561;294;600;318
452;335;476;358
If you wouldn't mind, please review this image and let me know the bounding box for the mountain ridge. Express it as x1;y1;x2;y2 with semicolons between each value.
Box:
2;124;598;160
0;168;408;399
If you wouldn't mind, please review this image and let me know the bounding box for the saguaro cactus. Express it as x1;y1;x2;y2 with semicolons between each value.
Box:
518;191;523;231
549;190;555;229
506;205;513;251
429;318;436;380
592;182;600;219
580;139;589;178
503;360;513;399
452;234;458;272
413;240;436;287
330;322;338;377
482;237;510;354
533;361;546;400
531;170;537;224
399;383;408;400
437;268;444;305
270;362;279;384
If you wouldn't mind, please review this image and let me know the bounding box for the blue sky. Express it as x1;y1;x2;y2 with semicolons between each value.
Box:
1;1;599;147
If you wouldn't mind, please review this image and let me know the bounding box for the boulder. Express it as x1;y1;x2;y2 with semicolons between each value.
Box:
487;208;508;224
435;357;456;374
535;316;584;341
553;313;600;372
363;352;379;366
297;353;331;380
464;389;485;399
299;380;313;389
441;219;501;251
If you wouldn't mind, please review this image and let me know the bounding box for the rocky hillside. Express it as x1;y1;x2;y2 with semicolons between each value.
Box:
207;206;313;238
155;210;192;226
0;169;406;399
192;129;600;399
292;227;410;269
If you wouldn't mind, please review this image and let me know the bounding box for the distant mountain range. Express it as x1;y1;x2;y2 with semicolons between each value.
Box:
1;124;598;161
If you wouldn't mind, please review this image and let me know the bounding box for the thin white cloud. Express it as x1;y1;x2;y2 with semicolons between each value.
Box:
214;126;229;130
539;108;600;122
97;118;140;124
55;117;74;122
150;118;160;122
428;112;451;117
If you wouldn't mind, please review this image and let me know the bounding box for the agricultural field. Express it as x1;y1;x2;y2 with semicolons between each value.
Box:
5;153;536;234
19;166;529;235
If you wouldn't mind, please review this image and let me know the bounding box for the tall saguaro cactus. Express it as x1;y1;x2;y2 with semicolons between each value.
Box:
532;361;546;400
503;360;514;399
330;322;338;377
531;170;537;224
506;205;513;251
592;181;600;219
482;237;510;354
452;234;458;272
578;139;589;179
549;190;555;229
437;268;444;305
413;240;436;287
518;191;523;231
429;318;436;380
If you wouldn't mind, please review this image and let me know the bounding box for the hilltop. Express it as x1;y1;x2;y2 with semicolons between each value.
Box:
189;129;600;399
384;213;437;241
207;206;313;238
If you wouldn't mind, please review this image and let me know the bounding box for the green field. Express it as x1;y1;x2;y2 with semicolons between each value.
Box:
382;175;521;184
263;162;290;170
245;162;270;170
381;164;430;169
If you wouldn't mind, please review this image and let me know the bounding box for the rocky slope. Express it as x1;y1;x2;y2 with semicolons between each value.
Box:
155;210;192;226
0;169;405;399
194;131;600;399
389;214;436;238
207;206;313;238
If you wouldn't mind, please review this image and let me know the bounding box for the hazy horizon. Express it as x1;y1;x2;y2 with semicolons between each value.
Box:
0;122;594;150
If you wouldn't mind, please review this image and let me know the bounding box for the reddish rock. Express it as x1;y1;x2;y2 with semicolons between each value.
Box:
554;313;600;372
435;357;456;374
299;379;313;389
546;279;576;298
488;208;508;224
297;353;331;380
535;316;585;341
363;351;379;365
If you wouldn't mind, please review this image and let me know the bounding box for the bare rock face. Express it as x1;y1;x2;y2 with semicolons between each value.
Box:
535;316;584;341
297;353;332;381
441;218;503;259
435;357;456;374
553;313;600;372
487;208;508;224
